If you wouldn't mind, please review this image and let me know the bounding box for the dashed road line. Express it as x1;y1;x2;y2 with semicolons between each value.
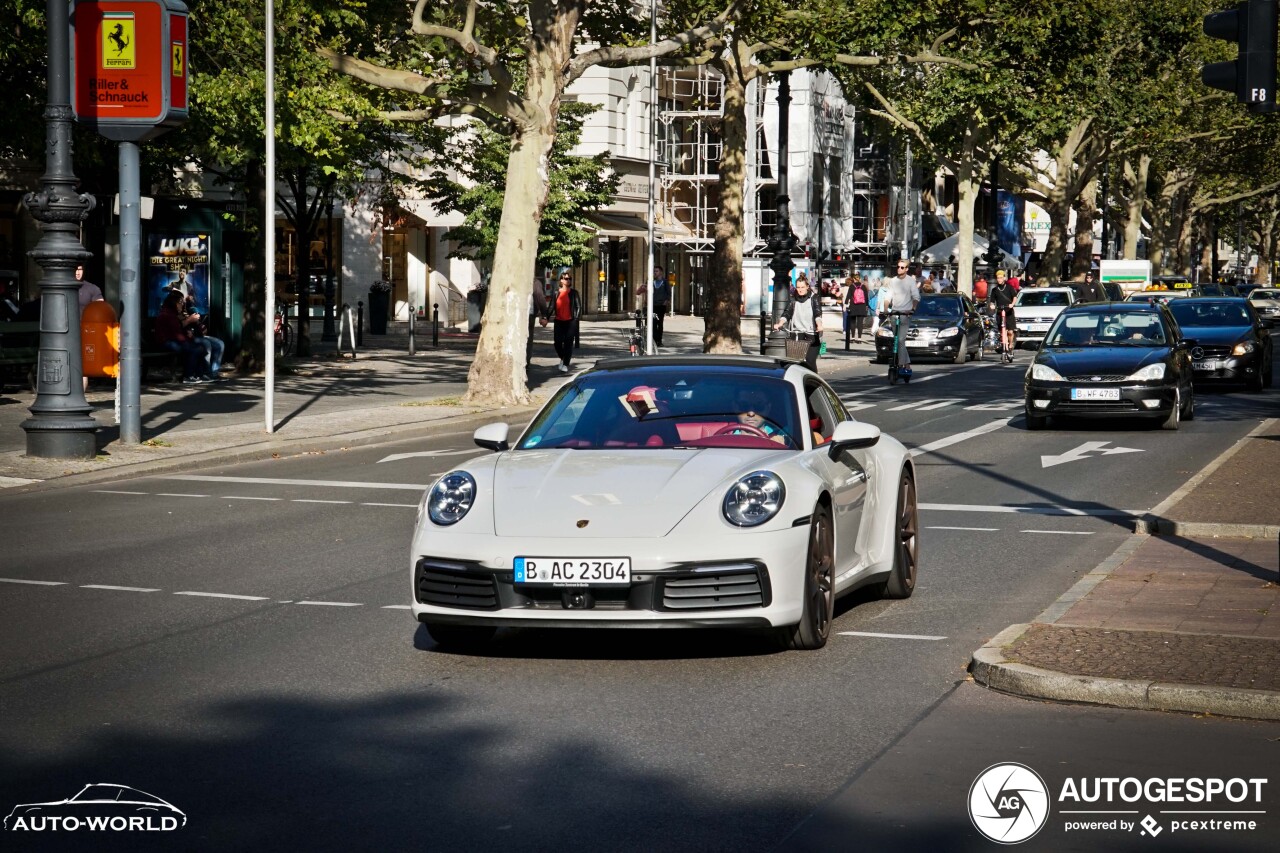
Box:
222;495;282;501
0;578;66;586
838;630;948;641
93;490;149;495
165;474;427;491
381;605;412;610
920;502;1142;518
293;499;353;505
296;600;363;607
361;502;416;508
1022;529;1095;535
156;492;209;498
81;584;160;592
174;591;270;601
927;525;998;531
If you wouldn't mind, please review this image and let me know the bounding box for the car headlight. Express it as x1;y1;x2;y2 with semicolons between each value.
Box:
425;472;477;525
723;471;785;527
876;326;893;338
937;327;961;337
1031;363;1066;382
1125;363;1166;381
1232;341;1256;356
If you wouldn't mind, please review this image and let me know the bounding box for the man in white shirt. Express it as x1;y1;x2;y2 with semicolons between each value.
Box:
880;259;921;367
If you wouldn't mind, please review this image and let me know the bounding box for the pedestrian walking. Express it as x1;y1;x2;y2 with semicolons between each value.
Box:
527;276;550;366
844;276;870;340
551;273;582;373
973;271;989;301
637;265;671;346
773;275;822;371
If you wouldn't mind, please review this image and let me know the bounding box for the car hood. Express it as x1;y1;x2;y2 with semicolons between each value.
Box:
491;448;789;537
1177;325;1253;346
1038;346;1168;375
1014;305;1068;319
911;316;961;330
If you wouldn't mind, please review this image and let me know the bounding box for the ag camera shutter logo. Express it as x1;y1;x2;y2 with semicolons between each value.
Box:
969;763;1051;844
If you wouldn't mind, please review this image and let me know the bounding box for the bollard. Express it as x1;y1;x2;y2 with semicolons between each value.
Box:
357;300;364;347
432;303;439;347
845;311;851;351
408;307;416;356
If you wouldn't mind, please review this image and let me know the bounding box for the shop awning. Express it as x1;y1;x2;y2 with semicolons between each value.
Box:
587;211;653;237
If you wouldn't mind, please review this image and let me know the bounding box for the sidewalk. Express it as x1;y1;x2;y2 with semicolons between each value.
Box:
972;418;1280;721
0;312;875;489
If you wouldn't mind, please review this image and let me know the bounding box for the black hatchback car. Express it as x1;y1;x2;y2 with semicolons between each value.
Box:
1165;298;1274;391
1024;302;1195;430
874;293;985;363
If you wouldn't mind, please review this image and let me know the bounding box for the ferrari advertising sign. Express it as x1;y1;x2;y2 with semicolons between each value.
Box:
71;0;189;141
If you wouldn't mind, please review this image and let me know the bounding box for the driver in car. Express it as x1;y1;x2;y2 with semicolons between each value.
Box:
734;392;788;445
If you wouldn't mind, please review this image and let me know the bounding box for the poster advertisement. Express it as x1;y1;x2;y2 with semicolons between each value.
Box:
147;233;210;316
996;190;1025;259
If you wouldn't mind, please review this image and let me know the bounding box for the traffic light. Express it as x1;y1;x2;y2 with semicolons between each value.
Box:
1202;0;1278;113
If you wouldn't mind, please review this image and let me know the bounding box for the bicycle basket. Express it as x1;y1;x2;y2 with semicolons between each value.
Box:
785;337;810;360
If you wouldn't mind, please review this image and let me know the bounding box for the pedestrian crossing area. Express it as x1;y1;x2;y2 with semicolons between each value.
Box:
838;395;1025;412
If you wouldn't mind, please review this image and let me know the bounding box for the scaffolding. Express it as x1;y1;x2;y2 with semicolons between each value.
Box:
656;66;721;252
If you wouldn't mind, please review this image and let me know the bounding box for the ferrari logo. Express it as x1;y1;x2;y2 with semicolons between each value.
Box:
172;43;184;77
102;13;135;69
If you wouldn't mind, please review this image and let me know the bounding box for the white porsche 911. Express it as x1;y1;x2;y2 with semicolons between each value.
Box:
410;355;919;651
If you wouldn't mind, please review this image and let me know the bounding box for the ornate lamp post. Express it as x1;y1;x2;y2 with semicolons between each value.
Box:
764;70;795;358
21;0;98;458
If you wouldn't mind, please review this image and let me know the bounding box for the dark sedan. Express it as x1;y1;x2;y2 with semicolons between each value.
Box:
874;293;985;364
1024;302;1195;430
1166;298;1273;391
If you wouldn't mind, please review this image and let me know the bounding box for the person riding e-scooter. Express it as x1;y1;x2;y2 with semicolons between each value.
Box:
880;259;921;377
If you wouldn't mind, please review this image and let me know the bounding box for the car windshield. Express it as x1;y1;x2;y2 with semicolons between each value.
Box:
1016;291;1071;307
1167;301;1252;327
915;296;962;318
517;370;802;450
1045;312;1168;347
1249;289;1279;300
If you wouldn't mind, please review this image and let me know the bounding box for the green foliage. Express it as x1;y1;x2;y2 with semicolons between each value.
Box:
424;103;619;269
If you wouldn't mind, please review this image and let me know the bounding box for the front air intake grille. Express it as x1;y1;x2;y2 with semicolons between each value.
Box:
659;567;766;611
1192;345;1231;359
1066;375;1128;382
415;559;498;610
1055;399;1138;413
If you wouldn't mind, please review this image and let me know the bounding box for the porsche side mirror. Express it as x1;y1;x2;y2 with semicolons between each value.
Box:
828;420;880;456
474;422;510;452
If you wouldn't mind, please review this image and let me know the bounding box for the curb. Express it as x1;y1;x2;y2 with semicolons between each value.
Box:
4;404;539;495
1134;518;1280;539
970;624;1280;722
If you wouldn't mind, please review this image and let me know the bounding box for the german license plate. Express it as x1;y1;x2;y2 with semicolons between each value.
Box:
1070;387;1120;401
1028;323;1050;331
514;557;631;587
905;339;927;347
1193;360;1220;371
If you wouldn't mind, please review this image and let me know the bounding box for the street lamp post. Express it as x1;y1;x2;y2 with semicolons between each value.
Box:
764;70;794;359
21;0;98;459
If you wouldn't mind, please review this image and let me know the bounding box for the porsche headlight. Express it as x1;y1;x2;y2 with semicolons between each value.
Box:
1126;363;1165;382
1232;341;1256;356
426;472;476;526
1031;363;1066;382
723;471;785;527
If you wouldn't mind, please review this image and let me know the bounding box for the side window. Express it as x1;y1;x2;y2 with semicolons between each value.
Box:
804;381;839;444
820;383;850;424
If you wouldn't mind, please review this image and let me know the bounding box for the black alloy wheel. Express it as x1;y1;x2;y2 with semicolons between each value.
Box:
424;622;497;652
778;504;836;650
881;470;919;599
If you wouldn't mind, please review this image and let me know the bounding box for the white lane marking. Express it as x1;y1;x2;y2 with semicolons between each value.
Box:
174;591;270;601
845;401;878;411
81;584;160;592
927;525;999;531
164;475;427;491
838;630;948;641
908;418;1010;458
1041;441;1143;468
917;399;965;410
92;489;149;495
1022;529;1094;536
0;475;40;488
222;495;282;502
887;398;950;411
296;600;363;607
156;493;209;498
964;399;1024;411
360;502;416;508
0;578;66;586
292;499;353;505
381;605;412;610
921;502;1143;518
378;448;485;464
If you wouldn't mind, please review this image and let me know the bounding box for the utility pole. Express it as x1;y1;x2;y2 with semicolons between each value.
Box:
764;70;795;359
901;141;912;260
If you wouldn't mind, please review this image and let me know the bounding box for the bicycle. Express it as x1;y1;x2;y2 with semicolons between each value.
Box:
994;306;1014;364
884;310;913;385
624;310;646;356
274;300;295;358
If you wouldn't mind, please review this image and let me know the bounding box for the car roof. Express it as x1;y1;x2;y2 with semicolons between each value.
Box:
1167;296;1247;304
1061;301;1161;314
590;354;797;376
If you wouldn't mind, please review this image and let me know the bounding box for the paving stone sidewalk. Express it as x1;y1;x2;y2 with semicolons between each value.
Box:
972;417;1280;721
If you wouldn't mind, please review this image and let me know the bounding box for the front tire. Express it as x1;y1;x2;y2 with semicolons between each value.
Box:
424;622;497;651
777;504;835;650
881;471;919;599
1161;388;1181;430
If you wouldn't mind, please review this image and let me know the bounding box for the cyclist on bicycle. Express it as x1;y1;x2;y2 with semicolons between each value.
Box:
880;259;921;372
988;268;1017;361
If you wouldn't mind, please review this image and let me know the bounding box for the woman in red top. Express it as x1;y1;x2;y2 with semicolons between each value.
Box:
552;274;582;373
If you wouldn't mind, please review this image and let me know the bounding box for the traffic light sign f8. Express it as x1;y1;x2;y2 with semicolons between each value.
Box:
1203;0;1278;113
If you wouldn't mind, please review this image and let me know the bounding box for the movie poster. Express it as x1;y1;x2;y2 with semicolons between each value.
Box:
996;190;1025;259
147;233;210;316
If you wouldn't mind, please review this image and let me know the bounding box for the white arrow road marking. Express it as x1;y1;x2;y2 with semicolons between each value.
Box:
1040;441;1144;468
378;448;484;464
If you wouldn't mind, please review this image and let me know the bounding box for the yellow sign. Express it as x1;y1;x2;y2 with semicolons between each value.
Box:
102;13;136;70
172;43;184;77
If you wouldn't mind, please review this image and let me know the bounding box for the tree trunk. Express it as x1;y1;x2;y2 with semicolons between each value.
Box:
704;61;749;353
235;159;267;373
1175;200;1195;277
953;120;981;296
1147;171;1180;274
1070;178;1098;278
1256;198;1278;283
1122;154;1150;260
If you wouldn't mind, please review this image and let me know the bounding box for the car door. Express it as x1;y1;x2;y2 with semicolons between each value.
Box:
805;380;867;577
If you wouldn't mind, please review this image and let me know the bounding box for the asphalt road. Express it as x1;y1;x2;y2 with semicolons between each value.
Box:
0;351;1275;851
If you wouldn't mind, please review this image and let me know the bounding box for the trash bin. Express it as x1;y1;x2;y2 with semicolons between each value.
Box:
368;287;390;335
